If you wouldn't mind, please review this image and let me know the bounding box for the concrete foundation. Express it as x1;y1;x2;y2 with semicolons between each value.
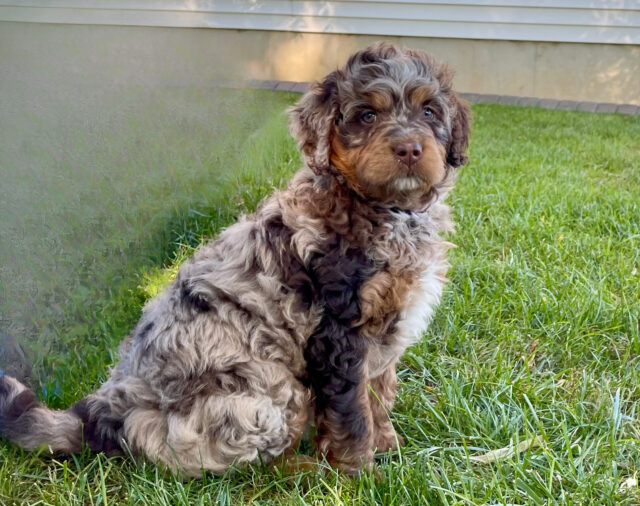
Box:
1;21;639;105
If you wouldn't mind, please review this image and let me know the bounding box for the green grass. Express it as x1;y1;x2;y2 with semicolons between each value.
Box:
1;91;639;505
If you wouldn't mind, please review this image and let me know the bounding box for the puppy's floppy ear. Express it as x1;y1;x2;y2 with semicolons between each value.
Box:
446;93;471;168
288;71;340;174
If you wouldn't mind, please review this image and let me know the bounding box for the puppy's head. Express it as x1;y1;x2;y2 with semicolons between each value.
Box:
289;43;471;208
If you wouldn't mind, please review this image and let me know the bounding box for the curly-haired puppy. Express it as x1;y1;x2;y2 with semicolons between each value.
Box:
0;42;470;476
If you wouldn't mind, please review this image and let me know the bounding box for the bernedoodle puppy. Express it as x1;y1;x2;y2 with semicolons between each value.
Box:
0;42;470;476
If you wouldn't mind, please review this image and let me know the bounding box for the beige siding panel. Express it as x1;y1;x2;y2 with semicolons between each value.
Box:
534;42;640;104
3;22;637;103
0;1;639;44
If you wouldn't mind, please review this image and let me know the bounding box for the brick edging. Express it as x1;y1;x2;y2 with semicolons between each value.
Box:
246;80;640;115
461;93;639;115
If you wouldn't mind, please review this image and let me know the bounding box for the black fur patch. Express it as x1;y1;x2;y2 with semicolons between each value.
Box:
72;398;123;455
304;241;378;444
137;321;155;341
180;280;212;311
0;377;11;398
4;389;38;422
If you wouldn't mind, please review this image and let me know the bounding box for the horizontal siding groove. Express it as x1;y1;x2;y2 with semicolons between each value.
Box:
1;4;639;27
3;0;640;8
3;1;639;15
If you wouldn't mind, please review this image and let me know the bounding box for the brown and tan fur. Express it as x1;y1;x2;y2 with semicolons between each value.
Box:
0;43;470;476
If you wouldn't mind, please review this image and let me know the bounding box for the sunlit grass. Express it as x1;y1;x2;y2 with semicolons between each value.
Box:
0;93;639;504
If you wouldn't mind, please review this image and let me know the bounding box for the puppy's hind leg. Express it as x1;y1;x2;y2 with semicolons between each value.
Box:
125;363;309;477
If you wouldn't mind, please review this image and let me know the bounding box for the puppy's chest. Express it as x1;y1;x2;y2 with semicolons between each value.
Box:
360;215;450;377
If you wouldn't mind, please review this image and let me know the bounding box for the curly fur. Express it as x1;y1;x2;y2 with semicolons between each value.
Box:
0;42;470;476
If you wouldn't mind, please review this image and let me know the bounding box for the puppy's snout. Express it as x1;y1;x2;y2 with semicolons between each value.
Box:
393;141;423;166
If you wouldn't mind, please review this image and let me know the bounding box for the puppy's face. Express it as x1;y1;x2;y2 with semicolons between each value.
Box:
290;43;471;208
330;74;451;202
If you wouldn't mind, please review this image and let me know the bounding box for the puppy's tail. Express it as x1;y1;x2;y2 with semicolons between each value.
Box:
0;374;83;454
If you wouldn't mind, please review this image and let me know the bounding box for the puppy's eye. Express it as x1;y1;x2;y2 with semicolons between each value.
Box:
423;106;434;118
361;111;376;124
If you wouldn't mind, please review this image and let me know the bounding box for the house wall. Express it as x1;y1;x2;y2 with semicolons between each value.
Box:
2;1;639;44
1;1;639;104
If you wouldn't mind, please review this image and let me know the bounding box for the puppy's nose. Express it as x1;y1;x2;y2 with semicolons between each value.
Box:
394;141;423;166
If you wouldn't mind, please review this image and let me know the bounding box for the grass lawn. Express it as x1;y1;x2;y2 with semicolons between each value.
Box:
0;88;639;505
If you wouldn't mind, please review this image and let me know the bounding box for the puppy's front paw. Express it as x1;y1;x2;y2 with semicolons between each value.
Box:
374;429;404;453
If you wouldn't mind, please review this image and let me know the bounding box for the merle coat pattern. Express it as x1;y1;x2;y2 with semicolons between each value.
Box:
0;42;470;475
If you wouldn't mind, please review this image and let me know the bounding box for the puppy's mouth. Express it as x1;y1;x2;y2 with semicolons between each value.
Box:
392;175;424;192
